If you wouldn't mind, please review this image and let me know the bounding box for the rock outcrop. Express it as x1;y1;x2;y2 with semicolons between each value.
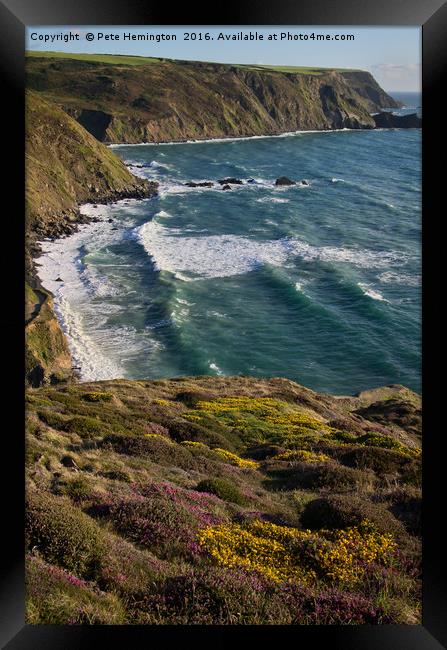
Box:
372;111;422;128
275;177;295;186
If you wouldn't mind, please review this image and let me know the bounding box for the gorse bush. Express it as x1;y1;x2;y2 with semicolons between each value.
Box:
267;461;374;491
38;409;107;438
196;478;246;505
198;519;397;587
81;391;113;403
183;396;333;445
338;446;417;476
26;492;104;579
63;415;107;439
300;494;406;537
275;449;329;463
62;476;93;503
213;448;259;469
386;486;422;535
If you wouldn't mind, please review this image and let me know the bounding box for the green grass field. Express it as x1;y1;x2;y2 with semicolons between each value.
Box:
238;64;354;74
26;50;161;66
26;51;360;74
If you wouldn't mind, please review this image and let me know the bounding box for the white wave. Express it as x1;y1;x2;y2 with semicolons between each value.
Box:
136;220;408;280
35;202;161;381
331;177;345;183
151;176;309;198
108;127;357;148
206;310;227;318
358;283;388;302
148;160;173;170
257;197;290;204
209;362;223;375
377;271;421;286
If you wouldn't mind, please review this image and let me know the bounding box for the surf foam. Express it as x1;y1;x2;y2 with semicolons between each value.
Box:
136;218;409;280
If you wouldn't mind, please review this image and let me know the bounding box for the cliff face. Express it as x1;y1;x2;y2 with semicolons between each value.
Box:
25;90;158;386
26;90;156;243
26;56;401;144
337;70;402;112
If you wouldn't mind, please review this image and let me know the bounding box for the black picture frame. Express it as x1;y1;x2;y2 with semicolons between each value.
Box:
1;0;445;647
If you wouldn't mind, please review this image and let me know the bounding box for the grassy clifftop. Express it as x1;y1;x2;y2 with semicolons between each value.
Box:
26;376;421;624
25;90;158;385
26;89;156;244
26;54;401;143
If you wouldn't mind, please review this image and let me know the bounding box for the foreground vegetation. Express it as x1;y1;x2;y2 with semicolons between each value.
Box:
26;376;421;624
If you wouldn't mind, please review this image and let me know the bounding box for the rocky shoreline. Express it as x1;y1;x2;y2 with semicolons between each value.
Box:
25;90;159;386
372;111;422;129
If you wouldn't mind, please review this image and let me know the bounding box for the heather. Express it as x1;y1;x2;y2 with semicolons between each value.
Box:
25;377;421;624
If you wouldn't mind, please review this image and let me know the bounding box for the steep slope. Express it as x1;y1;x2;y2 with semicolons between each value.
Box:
26;55;401;144
25;376;421;624
25;89;156;245
338;70;402;112
25;90;158;385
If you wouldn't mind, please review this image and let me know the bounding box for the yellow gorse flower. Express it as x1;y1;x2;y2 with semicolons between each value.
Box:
143;433;173;442
198;519;397;586
275;449;329;463
213;448;259;469
183;397;332;445
180;440;259;468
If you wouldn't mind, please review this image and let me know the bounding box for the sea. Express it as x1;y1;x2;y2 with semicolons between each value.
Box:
36;92;421;395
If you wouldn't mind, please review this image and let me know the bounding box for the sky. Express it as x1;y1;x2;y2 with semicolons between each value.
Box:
26;26;421;92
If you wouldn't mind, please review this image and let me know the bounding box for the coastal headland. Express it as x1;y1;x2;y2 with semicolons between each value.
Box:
25;53;421;625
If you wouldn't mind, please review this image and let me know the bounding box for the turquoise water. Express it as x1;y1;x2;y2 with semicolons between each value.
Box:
38;128;421;394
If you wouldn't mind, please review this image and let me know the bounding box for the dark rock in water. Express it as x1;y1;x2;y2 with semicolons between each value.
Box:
301;180;310;186
247;178;256;184
275;176;295;186
222;184;232;191
218;178;243;185
185;181;214;187
108;218;113;223
55;277;63;282
373;111;421;129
